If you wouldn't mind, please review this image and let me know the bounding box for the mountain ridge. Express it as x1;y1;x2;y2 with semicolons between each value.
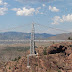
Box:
0;32;55;40
48;32;72;40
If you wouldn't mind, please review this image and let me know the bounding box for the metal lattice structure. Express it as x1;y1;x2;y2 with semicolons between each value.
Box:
27;22;35;68
30;22;35;54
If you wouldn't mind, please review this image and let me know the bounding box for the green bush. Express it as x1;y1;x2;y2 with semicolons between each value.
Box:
34;64;38;66
68;37;72;40
58;70;61;72
43;49;47;55
12;56;21;61
9;67;11;69
18;56;21;60
14;58;17;61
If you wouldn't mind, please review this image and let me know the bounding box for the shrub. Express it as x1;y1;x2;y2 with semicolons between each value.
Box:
58;70;61;72
43;49;47;55
68;37;72;40
14;58;17;61
18;56;21;60
68;37;70;40
34;64;38;66
12;56;21;61
9;67;11;69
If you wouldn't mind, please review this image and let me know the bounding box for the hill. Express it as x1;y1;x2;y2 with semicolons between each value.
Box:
0;32;55;40
48;32;72;40
0;32;72;40
0;42;72;72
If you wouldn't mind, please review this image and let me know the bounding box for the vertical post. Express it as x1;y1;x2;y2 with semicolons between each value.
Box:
27;55;30;68
30;22;35;54
27;55;29;66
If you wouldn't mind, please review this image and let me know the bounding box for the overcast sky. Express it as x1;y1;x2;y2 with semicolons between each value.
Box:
0;0;72;34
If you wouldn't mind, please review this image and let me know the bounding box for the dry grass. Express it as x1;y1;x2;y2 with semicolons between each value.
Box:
0;41;58;62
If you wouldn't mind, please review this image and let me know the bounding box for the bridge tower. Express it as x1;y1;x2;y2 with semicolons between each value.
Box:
30;22;35;54
27;22;35;68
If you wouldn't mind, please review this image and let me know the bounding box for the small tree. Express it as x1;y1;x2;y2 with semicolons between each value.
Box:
68;37;71;40
43;49;47;55
14;58;17;61
58;70;61;72
18;56;21;60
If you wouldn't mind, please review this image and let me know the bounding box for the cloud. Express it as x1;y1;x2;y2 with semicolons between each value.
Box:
52;16;62;25
15;0;52;3
0;0;8;15
0;7;8;15
35;7;41;14
3;2;8;7
42;4;46;7
0;0;8;6
52;14;72;25
49;6;59;12
0;0;3;5
62;14;72;22
11;8;21;11
12;7;35;16
12;6;43;16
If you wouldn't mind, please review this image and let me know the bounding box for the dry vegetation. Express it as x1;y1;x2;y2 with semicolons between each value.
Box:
0;41;54;61
0;42;72;72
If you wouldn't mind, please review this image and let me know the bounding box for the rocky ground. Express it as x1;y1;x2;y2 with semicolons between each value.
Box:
0;42;72;72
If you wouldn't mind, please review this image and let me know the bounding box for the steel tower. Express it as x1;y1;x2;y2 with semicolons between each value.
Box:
30;22;35;54
27;22;35;68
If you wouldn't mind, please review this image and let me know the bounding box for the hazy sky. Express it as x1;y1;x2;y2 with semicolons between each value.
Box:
0;0;72;34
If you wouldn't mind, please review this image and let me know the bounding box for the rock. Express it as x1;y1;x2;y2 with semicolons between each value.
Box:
0;42;72;72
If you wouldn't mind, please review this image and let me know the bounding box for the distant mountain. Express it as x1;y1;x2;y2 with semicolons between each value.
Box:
48;33;72;40
0;32;55;40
